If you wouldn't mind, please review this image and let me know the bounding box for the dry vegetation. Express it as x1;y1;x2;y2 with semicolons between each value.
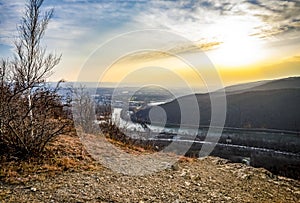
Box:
0;0;299;202
0;132;299;202
0;128;170;184
0;131;99;184
0;0;70;157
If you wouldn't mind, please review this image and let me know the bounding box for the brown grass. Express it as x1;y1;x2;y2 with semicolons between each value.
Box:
178;156;197;163
105;136;156;155
0;127;199;184
0;130;166;184
0;133;100;184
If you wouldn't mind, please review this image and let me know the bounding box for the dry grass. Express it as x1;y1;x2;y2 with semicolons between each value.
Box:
178;156;197;163
0;133;100;184
0;126;199;185
105;137;155;155
0;130;170;184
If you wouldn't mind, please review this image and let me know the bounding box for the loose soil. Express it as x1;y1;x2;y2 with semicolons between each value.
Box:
1;134;299;202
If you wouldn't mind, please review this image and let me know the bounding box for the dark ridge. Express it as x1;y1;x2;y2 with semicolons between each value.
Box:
133;77;300;132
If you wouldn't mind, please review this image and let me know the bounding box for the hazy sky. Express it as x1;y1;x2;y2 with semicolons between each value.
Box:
0;0;299;87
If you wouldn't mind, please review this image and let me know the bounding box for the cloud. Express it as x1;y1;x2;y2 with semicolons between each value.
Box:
133;0;300;43
2;0;299;48
0;0;145;49
291;55;300;61
134;0;259;41
0;0;24;44
245;0;300;38
115;40;222;64
1;0;299;75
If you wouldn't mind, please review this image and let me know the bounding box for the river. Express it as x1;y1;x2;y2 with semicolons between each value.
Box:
110;108;300;179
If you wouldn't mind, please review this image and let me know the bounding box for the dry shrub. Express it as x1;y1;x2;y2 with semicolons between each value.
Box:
0;133;100;184
0;0;70;158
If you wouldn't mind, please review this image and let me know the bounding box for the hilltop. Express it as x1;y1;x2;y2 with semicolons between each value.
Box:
0;133;299;202
134;77;300;131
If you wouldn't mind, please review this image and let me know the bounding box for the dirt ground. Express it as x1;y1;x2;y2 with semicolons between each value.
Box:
1;134;299;202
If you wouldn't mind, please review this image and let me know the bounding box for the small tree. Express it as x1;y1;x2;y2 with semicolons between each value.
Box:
0;0;69;157
72;85;98;134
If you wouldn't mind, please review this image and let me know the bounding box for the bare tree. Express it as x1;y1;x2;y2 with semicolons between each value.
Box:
13;0;61;136
72;85;98;134
13;0;61;87
0;0;69;157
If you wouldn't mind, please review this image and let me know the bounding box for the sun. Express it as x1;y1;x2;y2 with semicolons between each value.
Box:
207;17;266;68
212;36;265;67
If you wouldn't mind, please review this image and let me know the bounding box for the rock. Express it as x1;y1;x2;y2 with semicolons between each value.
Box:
180;171;187;177
1;156;298;202
171;162;180;171
30;187;37;192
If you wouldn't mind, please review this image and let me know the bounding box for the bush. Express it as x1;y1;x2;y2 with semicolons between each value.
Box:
0;83;70;157
0;0;69;158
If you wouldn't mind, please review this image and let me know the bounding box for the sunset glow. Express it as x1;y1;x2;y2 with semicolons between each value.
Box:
0;0;299;87
211;35;265;67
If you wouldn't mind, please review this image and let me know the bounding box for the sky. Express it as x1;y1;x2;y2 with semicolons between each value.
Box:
0;0;300;89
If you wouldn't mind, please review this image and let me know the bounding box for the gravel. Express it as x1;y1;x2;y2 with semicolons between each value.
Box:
1;156;299;202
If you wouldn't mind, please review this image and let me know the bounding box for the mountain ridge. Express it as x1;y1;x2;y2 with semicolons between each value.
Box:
133;76;300;132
